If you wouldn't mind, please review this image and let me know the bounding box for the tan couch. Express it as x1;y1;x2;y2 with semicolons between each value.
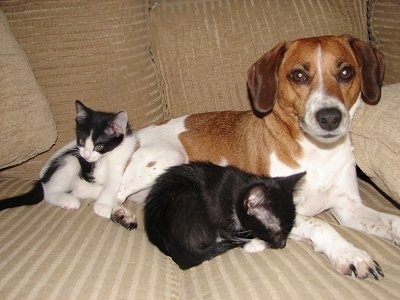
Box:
1;0;399;299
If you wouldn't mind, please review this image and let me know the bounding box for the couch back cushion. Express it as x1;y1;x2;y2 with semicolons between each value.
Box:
369;0;400;84
150;0;368;117
0;0;163;179
0;10;57;170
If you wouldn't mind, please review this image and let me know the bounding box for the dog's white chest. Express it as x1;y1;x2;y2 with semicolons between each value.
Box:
270;135;359;216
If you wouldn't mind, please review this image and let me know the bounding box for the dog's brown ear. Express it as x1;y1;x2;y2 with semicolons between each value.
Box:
247;42;286;115
348;37;384;105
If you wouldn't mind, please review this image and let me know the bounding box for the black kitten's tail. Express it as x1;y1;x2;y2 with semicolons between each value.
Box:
0;181;44;211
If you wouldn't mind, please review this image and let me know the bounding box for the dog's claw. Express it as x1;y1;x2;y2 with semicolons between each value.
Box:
110;207;137;230
111;215;137;230
349;264;358;277
110;214;123;223
369;268;379;280
374;260;384;277
125;222;138;230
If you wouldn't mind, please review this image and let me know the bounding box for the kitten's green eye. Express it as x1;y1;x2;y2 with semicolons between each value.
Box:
78;138;85;146
95;144;104;152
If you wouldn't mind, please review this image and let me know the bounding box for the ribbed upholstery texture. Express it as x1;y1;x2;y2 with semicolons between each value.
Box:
0;0;164;180
0;178;399;299
370;0;400;83
1;0;400;299
150;0;368;117
0;10;57;169
351;83;400;201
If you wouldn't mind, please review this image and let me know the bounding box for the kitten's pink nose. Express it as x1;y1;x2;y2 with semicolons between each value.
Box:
83;150;91;159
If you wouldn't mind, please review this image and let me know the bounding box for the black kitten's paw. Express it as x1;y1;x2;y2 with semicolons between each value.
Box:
111;205;137;230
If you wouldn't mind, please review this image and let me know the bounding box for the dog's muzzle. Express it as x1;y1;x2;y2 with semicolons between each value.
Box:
300;92;350;143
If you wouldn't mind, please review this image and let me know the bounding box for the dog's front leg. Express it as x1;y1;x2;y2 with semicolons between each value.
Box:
290;214;384;279
332;204;400;246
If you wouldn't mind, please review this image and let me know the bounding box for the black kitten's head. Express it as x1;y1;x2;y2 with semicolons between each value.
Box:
241;172;305;249
75;100;130;162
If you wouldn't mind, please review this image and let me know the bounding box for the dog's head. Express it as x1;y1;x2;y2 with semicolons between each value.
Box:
247;35;384;144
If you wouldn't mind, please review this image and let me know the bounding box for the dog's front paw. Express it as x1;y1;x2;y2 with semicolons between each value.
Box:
243;238;266;253
389;217;400;246
111;205;137;230
328;243;384;280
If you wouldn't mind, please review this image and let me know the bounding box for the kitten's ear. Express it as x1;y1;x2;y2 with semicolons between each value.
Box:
244;185;269;215
107;111;128;135
277;172;306;191
75;100;89;122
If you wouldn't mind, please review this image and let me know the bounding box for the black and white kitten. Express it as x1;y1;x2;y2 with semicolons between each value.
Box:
0;101;137;228
144;162;305;269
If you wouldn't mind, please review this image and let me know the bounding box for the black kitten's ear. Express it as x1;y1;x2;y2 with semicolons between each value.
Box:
244;185;269;215
278;172;306;191
75;100;89;122
107;111;128;135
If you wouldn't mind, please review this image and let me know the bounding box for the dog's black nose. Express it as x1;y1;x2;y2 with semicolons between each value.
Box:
316;108;342;131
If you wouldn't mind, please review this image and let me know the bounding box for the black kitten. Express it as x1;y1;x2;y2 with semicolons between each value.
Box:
144;162;305;269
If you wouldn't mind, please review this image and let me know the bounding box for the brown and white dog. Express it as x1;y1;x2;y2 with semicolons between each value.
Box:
115;35;399;279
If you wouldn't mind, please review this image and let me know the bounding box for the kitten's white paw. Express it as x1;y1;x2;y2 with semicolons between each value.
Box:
243;238;266;253
47;194;80;210
93;203;112;218
62;198;80;210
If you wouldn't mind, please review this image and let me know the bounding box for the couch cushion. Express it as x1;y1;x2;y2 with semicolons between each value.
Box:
351;83;400;202
369;0;400;83
150;0;369;117
0;0;163;179
0;10;57;170
0;178;399;299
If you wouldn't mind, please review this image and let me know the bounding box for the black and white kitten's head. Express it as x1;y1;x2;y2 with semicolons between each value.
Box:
239;172;305;249
75;100;131;162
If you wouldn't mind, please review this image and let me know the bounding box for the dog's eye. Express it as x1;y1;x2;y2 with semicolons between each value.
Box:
338;66;354;82
290;69;308;84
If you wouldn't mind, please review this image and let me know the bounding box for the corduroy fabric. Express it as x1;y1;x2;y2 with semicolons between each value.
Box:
0;178;399;299
351;83;400;202
0;0;164;180
0;10;57;169
370;0;400;83
149;0;368;118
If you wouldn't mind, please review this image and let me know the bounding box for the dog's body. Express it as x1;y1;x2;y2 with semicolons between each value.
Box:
116;35;399;279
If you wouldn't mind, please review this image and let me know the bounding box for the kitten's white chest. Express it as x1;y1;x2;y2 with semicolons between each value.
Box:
91;159;107;185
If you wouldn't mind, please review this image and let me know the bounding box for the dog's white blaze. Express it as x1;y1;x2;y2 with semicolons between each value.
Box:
316;45;323;89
